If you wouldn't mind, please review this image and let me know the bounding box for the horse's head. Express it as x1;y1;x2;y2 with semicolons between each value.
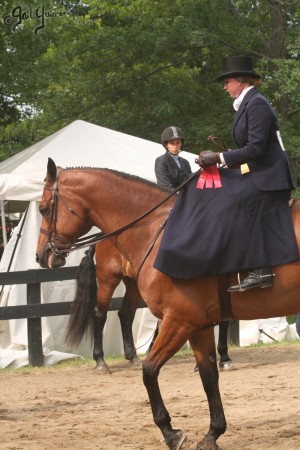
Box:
35;158;92;269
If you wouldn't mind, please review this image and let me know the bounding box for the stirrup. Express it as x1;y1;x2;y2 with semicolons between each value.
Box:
228;271;275;293
234;272;244;292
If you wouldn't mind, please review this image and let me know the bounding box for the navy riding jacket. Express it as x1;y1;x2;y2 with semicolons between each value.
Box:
155;152;192;189
223;87;296;191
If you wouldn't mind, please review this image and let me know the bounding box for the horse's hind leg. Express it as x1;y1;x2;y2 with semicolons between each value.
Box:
217;321;233;370
142;318;193;450
119;277;142;368
93;308;111;374
217;275;233;371
93;275;121;374
190;327;226;450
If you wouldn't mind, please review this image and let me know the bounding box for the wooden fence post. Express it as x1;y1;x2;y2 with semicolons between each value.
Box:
27;282;44;367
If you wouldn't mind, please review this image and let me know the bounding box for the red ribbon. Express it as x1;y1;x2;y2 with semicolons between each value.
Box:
196;166;222;189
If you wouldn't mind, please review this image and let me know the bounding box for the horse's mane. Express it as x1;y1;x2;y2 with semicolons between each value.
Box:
63;166;171;193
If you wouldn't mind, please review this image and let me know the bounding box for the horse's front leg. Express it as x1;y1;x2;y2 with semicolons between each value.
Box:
190;327;226;450
142;318;191;450
118;278;142;368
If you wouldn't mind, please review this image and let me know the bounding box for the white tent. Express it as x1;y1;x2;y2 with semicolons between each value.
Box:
0;120;297;368
0;120;199;368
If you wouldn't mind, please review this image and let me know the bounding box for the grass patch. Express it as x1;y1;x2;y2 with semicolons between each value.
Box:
286;314;297;324
0;356;94;376
0;339;299;376
247;337;300;348
0;347;194;376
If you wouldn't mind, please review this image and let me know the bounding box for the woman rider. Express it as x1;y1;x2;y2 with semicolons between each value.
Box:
154;56;298;292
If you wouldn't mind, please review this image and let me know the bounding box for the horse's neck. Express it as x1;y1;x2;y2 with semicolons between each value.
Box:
75;168;172;240
81;169;173;269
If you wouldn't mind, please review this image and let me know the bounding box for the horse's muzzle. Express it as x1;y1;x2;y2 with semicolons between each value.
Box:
36;249;66;269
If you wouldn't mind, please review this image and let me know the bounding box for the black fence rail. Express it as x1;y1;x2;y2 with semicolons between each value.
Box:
0;267;147;367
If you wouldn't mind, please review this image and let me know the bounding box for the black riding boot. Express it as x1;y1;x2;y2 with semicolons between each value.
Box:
228;267;273;292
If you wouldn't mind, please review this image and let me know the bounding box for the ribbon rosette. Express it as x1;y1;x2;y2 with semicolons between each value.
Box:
196;166;222;189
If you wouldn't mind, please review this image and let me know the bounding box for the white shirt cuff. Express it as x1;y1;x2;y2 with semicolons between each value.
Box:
219;152;226;165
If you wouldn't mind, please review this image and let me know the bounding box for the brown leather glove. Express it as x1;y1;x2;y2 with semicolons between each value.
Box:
195;150;220;167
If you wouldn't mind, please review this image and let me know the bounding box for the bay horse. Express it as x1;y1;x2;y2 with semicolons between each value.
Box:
36;159;300;450
66;241;143;374
67;242;233;373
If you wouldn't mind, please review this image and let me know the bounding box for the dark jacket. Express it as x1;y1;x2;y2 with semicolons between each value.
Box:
223;87;296;191
155;152;192;189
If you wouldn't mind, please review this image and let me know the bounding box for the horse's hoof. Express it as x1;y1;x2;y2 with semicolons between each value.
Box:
131;357;143;370
219;360;234;371
94;363;111;375
195;435;218;450
165;429;187;450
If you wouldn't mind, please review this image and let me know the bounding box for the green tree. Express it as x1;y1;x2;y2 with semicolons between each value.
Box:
0;0;299;160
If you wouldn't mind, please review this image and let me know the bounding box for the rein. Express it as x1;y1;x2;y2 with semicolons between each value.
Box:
40;169;201;256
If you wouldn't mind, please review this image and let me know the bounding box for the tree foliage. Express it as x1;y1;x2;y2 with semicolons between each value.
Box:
0;0;299;160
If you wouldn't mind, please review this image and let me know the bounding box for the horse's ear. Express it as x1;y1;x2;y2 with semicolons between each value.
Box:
47;158;57;181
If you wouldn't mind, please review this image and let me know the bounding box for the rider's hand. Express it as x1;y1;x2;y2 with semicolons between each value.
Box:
195;150;220;167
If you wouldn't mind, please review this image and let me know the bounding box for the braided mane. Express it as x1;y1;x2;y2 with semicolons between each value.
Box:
63;166;171;193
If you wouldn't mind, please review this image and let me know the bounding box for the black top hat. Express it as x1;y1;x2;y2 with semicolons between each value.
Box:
216;56;261;81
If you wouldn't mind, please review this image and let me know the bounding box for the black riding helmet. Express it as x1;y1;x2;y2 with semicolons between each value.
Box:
161;126;184;149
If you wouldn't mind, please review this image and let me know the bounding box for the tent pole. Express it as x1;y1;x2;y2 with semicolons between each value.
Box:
0;206;29;298
0;200;7;247
6;206;29;273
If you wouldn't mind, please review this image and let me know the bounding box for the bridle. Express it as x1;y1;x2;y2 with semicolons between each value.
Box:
40;169;200;260
39;174;91;258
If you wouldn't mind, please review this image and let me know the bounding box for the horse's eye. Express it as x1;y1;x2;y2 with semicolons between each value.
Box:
39;207;49;217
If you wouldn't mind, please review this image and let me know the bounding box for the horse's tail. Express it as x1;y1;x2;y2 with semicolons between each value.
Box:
65;245;97;348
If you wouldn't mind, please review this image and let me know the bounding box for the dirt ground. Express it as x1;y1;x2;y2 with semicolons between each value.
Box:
0;343;300;450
